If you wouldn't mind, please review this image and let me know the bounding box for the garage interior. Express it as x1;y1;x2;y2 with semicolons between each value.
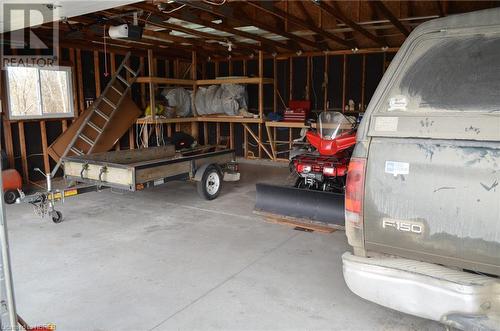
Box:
0;1;499;330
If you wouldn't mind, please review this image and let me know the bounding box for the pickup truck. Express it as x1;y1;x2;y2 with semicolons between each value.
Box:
343;8;500;330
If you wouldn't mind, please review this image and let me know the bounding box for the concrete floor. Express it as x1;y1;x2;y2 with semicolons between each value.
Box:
6;163;442;330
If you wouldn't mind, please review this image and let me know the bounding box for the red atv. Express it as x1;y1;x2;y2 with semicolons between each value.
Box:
291;111;357;193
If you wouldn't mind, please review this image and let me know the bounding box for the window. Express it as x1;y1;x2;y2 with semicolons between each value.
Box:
6;66;74;119
382;33;500;113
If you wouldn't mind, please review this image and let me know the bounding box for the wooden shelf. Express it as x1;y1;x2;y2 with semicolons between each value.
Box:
136;116;263;124
198;116;263;123
196;77;273;85
265;121;308;128
135;77;195;85
135;76;273;86
136;117;197;124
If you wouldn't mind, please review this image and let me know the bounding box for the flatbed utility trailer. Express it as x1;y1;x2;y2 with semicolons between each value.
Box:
19;145;239;223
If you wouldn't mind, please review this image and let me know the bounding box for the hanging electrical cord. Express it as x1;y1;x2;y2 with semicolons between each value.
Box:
161;4;186;14
203;0;226;5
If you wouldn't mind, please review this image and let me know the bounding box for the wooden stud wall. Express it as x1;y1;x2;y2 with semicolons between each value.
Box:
0;44;394;185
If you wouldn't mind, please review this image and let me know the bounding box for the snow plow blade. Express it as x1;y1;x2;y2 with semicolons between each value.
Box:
255;183;345;226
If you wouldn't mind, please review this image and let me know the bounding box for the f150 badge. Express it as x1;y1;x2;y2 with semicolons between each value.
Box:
382;218;424;234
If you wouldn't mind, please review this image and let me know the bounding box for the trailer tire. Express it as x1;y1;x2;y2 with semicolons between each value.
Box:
51;210;63;223
4;190;19;205
197;165;222;200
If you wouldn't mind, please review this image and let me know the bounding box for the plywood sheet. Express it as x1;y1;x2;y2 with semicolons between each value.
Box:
48;96;142;162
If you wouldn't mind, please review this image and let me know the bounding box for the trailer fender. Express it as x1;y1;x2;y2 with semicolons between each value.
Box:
193;163;222;181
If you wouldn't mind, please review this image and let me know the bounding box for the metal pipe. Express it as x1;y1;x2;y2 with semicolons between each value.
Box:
0;164;18;328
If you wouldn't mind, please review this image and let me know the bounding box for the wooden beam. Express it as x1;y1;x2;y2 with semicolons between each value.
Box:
243;123;248;158
247;1;354;49
216;122;221;145
191;50;198;116
258;49;264;118
2;118;15;168
229;122;234;149
40;121;50;174
372;1;410;37
242;123;273;160
265;124;276;160
324;55;328;111
148;49;156;126
129;2;287;52
140;57;146;109
436;1;449;17
312;1;385;47
295;1;326;47
306;56;311;100
273;57;278;112
203;122;208;145
176;0;321;50
342;54;347;112
18;122;29;183
141;29;236;57
129;127;135;149
289;57;293;101
68;48;78;116
76;49;84;113
93;51;101;97
361;54;366;110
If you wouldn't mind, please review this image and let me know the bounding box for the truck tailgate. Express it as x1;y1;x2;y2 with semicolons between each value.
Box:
364;137;500;275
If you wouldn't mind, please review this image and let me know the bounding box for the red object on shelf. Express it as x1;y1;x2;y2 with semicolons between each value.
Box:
284;100;311;122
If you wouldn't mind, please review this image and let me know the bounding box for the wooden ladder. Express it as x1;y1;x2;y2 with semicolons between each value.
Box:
51;52;142;177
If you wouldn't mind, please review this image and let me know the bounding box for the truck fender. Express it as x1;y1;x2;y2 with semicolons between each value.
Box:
193;163;222;182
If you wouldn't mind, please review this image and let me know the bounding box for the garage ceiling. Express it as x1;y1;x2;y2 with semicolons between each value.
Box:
0;0;141;33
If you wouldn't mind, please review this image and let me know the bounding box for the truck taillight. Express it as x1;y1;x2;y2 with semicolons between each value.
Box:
345;158;366;228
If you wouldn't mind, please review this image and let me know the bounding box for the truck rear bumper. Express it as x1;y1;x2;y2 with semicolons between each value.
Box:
342;252;500;330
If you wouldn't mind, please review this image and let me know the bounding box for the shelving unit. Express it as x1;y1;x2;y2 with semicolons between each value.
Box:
134;50;273;158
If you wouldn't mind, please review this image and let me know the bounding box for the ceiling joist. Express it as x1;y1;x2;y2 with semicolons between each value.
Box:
312;1;386;47
174;0;322;51
245;1;355;49
372;1;410;37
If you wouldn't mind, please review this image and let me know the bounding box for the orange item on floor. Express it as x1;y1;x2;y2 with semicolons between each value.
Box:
2;169;22;192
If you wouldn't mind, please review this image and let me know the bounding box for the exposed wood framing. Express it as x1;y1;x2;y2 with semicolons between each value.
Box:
246;1;353;49
372;0;411;36
40;121;50;174
176;0;320;50
342;54;347;111
2;118;15;168
312;1;385;47
93;51;101;97
324;55;328;111
76;49;84;113
242;124;273;160
361;54;367;110
18;122;29;183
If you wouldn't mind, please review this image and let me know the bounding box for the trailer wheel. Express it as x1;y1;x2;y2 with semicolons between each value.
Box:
197;165;222;200
4;190;19;205
51;210;63;223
